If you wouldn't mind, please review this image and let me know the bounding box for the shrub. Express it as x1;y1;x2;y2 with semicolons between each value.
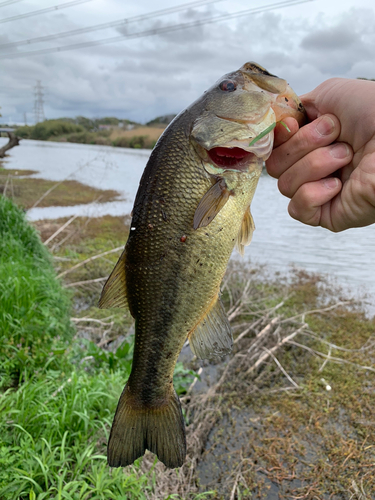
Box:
64;131;96;144
15;121;84;141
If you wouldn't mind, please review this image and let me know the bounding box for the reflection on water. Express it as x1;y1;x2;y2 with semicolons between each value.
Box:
1;138;374;299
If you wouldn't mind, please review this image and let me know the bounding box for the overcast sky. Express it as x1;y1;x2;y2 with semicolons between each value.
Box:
0;0;375;124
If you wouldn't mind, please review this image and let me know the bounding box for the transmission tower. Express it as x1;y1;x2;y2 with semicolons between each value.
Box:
34;80;45;123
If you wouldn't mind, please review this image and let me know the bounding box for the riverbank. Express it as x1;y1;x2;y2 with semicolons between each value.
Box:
1;154;375;498
18;209;375;498
56;209;375;497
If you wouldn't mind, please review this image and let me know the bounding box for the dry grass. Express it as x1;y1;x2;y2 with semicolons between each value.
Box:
109;126;165;142
124;264;374;499
53;246;374;499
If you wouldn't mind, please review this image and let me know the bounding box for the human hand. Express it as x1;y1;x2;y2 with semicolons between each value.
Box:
266;78;375;232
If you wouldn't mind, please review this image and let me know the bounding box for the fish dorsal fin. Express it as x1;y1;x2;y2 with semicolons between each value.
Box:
193;178;230;229
98;249;128;309
188;294;232;359
236;208;255;256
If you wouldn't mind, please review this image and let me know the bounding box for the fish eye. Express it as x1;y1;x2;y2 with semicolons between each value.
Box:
219;80;237;92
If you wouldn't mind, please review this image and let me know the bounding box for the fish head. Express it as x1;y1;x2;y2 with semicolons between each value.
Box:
191;61;306;176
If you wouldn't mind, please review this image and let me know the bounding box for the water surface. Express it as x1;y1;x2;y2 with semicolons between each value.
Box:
1;138;374;300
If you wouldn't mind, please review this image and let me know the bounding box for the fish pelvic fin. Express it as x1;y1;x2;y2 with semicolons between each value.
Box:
188;294;232;360
108;384;186;469
99;248;128;309
193;178;230;229
236;208;255;256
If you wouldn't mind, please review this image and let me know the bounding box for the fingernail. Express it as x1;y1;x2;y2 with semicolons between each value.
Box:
316;116;335;136
330;143;349;159
323;177;339;190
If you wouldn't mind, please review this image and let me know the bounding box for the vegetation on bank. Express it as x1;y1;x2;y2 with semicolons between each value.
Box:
0;196;73;387
33;210;375;499
194;267;375;498
0;197;198;499
15;117;167;150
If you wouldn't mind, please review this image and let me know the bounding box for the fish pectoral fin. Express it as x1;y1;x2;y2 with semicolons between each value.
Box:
188;294;232;359
108;385;186;469
236;208;255;256
98;248;128;309
193;178;230;229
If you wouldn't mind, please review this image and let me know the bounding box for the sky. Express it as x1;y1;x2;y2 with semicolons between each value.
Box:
0;0;375;124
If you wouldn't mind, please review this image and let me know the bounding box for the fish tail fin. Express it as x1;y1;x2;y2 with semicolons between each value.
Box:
108;384;186;469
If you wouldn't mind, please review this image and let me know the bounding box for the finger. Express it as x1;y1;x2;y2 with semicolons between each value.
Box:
299;92;320;121
278;142;352;199
273;117;299;148
267;114;341;179
288;177;342;227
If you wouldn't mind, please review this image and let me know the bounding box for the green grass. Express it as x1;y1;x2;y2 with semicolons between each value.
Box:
0;195;74;387
0;197;199;499
0;370;144;499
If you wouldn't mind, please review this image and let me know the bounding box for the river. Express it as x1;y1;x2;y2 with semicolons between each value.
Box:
1;138;374;301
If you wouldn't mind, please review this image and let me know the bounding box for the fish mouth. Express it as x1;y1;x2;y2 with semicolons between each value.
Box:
204;129;274;173
207;147;257;171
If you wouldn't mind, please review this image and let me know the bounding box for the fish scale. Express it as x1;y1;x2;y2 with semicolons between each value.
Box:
99;61;306;468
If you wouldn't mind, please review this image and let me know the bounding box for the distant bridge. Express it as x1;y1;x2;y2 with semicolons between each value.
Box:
0;128;15;133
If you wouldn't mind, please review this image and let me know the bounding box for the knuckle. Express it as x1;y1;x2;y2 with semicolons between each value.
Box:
297;122;320;149
266;153;287;179
278;172;293;197
265;155;278;178
289;198;320;226
298;183;316;207
306;149;329;175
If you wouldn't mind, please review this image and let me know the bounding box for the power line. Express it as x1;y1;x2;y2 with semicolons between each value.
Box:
0;0;93;24
0;0;225;49
0;0;315;59
0;0;24;8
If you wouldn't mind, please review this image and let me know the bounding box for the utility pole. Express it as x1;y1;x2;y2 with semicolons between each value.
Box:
24;112;27;126
34;80;45;124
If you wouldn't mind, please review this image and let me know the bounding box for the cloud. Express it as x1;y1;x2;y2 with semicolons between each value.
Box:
301;26;357;51
1;2;375;124
299;8;375;76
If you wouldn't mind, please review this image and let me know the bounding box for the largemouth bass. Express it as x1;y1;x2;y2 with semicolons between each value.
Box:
99;62;305;469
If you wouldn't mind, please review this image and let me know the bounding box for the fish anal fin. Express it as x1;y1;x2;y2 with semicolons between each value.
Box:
188;294;232;359
193;178;230;229
108;385;186;469
236;208;255;256
98;249;128;309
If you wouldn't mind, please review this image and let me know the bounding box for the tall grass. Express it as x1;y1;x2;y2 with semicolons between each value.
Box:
0;197;199;499
0;370;156;499
0;196;73;387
